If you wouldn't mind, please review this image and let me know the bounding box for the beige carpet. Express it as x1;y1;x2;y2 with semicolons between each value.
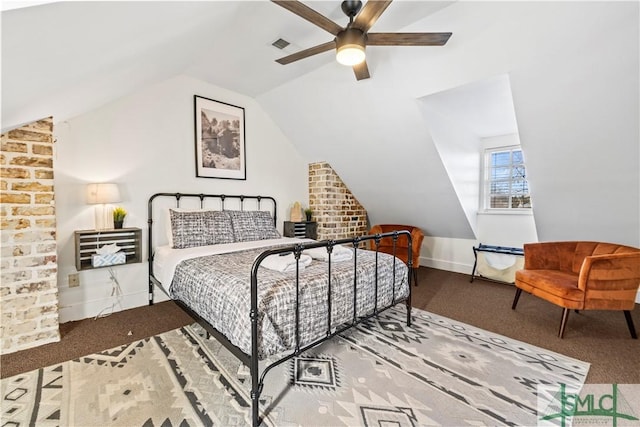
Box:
1;306;589;426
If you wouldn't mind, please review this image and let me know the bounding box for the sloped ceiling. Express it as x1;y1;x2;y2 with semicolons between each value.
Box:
1;1;452;130
420;74;518;139
2;1;639;245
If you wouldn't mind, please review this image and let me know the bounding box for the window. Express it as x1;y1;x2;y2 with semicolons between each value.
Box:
483;146;531;210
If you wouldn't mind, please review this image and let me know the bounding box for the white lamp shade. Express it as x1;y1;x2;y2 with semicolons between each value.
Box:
87;183;121;204
336;44;366;66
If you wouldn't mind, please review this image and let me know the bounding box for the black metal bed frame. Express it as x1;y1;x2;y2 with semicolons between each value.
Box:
147;192;412;426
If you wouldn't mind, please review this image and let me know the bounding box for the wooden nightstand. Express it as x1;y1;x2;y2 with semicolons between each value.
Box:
283;221;318;240
74;228;142;270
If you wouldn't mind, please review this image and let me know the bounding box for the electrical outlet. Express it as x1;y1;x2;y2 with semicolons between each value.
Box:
68;273;80;287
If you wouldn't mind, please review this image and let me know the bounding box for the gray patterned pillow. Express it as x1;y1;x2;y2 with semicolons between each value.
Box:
169;209;234;248
211;211;234;244
228;210;280;242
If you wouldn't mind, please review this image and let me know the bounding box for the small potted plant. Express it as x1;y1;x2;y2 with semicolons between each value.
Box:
113;206;127;229
304;208;313;222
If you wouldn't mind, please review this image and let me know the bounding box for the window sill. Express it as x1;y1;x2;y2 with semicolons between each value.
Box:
477;210;533;216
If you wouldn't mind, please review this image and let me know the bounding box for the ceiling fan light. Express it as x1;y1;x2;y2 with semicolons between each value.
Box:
336;44;365;66
335;28;366;66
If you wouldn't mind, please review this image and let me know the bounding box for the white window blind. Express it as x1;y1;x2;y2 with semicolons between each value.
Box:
483;146;531;210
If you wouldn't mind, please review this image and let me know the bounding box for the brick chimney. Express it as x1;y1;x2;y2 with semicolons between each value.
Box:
308;162;368;241
1;117;60;354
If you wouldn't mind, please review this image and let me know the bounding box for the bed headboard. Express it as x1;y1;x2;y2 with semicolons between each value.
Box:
147;192;277;261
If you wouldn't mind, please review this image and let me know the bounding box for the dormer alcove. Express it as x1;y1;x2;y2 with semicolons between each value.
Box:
418;74;538;249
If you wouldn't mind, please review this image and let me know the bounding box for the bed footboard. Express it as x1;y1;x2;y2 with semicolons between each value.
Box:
249;233;412;427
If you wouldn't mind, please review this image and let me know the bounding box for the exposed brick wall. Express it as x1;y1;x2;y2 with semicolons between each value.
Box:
308;162;368;241
1;117;60;354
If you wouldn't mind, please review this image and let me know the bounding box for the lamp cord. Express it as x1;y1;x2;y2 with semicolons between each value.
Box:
94;267;123;320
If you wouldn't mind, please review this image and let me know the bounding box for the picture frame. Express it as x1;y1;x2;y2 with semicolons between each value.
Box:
194;95;246;180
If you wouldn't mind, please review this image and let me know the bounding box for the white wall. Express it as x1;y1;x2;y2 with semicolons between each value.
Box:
507;3;639;246
422;214;537;276
422;236;476;274
420;104;481;238
53;75;308;322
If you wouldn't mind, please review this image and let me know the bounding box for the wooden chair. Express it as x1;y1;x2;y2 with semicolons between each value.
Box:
512;241;640;338
368;224;424;286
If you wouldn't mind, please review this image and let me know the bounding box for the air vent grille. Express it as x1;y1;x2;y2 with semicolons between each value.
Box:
272;38;290;50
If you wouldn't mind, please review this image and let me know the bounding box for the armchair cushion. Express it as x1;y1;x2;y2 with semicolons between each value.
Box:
515;269;584;307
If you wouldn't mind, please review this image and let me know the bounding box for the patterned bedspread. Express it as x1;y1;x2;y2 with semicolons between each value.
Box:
169;245;409;359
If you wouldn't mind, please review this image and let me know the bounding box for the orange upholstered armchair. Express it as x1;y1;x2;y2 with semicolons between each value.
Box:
512;241;640;338
368;224;424;286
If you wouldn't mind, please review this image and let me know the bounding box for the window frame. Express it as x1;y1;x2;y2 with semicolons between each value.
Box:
481;145;532;213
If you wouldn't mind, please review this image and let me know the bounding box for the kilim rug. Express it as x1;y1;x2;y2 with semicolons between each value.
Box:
1;306;590;426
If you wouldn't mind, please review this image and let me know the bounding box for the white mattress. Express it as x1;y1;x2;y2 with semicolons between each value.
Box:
152;237;312;293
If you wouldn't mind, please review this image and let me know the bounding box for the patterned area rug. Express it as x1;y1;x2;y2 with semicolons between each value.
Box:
1;306;589;426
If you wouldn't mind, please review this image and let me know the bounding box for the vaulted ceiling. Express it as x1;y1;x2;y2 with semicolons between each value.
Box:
3;1;639;245
1;1;452;129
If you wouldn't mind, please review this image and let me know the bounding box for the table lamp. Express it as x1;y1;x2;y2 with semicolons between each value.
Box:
87;183;121;229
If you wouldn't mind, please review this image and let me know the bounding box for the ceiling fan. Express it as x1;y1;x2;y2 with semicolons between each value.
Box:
272;0;452;81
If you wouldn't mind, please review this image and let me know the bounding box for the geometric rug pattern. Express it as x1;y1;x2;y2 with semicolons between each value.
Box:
1;306;589;426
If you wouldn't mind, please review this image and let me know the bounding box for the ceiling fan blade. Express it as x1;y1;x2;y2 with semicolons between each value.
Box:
352;0;392;32
272;0;343;35
276;40;336;65
367;32;452;46
353;60;370;81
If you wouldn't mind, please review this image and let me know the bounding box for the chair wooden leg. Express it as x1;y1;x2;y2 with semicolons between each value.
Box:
511;288;522;310
624;310;638;339
412;267;419;286
558;308;570;338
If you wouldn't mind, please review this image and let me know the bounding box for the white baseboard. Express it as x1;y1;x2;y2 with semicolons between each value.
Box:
59;290;169;323
420;256;473;276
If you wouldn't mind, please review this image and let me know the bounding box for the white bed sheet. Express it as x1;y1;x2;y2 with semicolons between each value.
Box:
153;237;313;293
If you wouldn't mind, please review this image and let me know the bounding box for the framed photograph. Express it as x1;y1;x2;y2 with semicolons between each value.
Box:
194;95;246;180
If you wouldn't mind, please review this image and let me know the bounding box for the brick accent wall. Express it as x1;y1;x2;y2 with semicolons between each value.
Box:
1;117;60;354
308;162;368;241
